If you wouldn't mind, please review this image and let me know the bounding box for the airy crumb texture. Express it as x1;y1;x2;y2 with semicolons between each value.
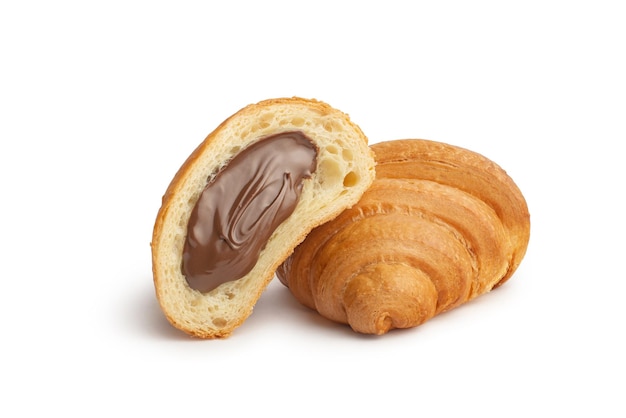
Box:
151;97;376;338
277;139;530;335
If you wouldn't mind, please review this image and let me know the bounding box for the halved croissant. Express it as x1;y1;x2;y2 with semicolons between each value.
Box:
276;139;530;335
151;98;375;338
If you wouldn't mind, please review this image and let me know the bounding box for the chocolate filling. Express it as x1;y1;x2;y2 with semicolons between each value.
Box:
182;131;318;293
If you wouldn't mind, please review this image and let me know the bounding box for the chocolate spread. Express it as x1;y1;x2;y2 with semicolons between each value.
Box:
182;131;318;293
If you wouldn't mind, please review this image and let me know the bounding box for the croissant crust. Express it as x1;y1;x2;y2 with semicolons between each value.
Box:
277;139;530;335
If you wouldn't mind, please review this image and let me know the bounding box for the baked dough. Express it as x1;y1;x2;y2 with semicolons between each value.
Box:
277;139;530;335
151;97;375;338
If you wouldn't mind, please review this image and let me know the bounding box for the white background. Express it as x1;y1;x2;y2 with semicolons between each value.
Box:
1;1;625;416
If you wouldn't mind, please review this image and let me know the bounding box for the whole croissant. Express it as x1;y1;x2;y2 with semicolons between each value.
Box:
276;139;530;335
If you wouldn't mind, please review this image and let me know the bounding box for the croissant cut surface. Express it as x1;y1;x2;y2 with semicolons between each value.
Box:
277;139;530;335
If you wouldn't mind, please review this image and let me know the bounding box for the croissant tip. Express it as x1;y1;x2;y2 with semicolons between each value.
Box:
374;314;393;335
347;312;396;335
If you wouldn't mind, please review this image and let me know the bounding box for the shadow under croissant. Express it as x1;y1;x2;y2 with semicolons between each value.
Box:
262;282;358;337
127;277;193;341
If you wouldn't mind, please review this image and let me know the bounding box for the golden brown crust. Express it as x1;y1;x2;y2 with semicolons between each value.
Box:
277;139;530;335
151;97;375;338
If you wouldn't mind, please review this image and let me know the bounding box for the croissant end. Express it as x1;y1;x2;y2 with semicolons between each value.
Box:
343;263;438;334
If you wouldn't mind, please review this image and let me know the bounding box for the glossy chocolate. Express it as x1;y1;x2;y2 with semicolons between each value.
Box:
182;131;317;293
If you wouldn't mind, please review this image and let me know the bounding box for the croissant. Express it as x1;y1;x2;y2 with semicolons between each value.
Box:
276;139;530;335
151;98;375;338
